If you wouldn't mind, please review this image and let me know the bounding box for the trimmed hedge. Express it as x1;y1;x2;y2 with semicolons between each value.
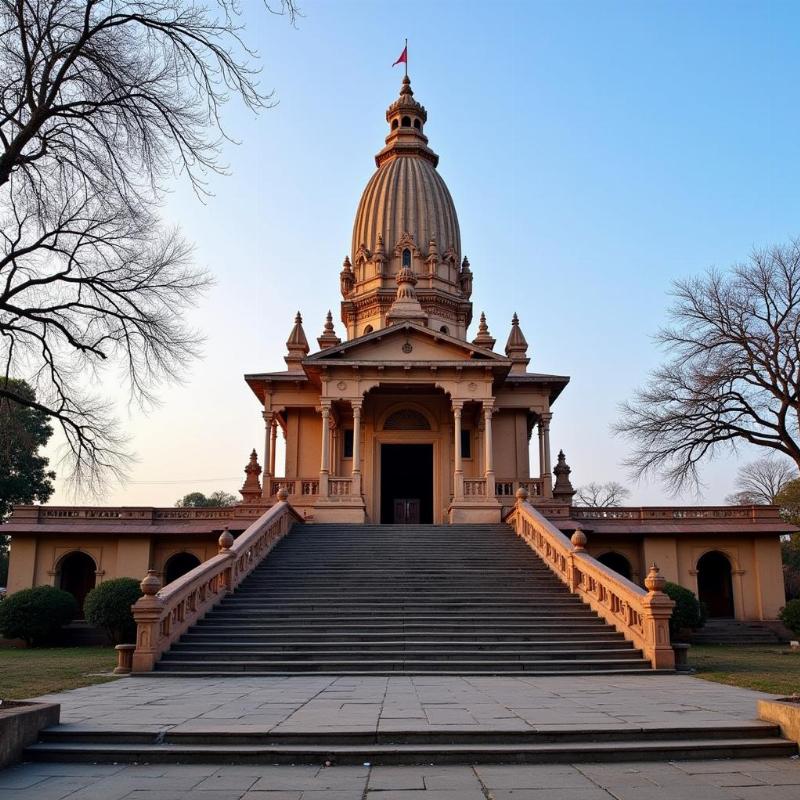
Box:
780;598;800;636
0;586;78;646
663;581;705;640
83;578;142;645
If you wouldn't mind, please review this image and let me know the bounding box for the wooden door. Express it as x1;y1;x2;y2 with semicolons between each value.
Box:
393;498;421;524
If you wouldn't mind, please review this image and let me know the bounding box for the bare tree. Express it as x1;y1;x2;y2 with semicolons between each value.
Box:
0;1;298;493
725;456;797;505
616;239;800;493
574;481;631;507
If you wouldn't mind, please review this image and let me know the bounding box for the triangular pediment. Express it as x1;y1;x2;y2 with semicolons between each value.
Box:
304;322;509;364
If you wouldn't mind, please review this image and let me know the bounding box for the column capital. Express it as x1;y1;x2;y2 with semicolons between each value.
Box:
539;411;553;426
351;400;363;414
452;401;464;414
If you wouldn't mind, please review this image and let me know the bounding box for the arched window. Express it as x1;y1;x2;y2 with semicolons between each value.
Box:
391;119;399;130
401;116;411;127
402;248;412;268
439;325;449;335
597;552;633;581
163;552;201;586
697;551;735;617
363;324;374;335
57;551;96;615
413;119;421;130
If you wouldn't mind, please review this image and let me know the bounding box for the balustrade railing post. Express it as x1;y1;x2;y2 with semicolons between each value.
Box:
641;563;676;669
131;570;164;673
569;530;587;592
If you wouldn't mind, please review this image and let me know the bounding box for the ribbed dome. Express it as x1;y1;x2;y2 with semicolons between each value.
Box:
352;155;461;263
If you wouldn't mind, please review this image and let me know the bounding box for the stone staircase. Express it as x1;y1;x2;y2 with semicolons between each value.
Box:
690;619;789;645
151;523;658;675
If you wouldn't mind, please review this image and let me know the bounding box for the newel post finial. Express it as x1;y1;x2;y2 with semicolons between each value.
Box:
515;486;529;506
645;562;666;594
570;530;587;551
218;526;234;552
276;487;289;502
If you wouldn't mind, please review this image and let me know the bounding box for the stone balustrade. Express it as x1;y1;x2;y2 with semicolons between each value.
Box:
130;496;302;673
506;490;676;669
463;478;487;497
495;478;544;498
569;505;773;521
328;477;353;496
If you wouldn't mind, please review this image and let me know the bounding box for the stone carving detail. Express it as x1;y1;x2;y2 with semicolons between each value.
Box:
384;408;430;430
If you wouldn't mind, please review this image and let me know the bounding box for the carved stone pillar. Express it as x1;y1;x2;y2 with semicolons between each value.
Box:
270;419;278;477
261;411;274;498
319;404;331;496
483;403;495;496
453;401;463;499
351;401;362;496
538;412;553;493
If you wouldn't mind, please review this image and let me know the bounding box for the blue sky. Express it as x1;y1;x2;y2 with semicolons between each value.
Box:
48;0;800;505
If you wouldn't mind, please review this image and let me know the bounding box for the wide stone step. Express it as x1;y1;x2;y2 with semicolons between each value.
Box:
153;657;653;673
159;648;643;662
26;737;794;765
181;630;625;649
171;638;633;652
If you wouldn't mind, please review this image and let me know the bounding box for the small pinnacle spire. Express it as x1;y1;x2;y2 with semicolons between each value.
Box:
340;256;354;298
317;310;342;350
239;448;262;504
285;311;309;371
472;311;496;350
552;449;576;503
505;312;530;373
386;264;428;326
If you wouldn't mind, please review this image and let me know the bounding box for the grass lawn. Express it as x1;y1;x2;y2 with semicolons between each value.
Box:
0;646;118;700
689;644;800;695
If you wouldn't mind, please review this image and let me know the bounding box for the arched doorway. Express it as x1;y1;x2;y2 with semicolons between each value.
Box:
58;551;96;615
697;551;735;618
163;552;201;585
597;551;633;581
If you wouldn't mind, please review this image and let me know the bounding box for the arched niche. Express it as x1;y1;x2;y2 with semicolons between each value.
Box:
596;551;633;581
56;551;97;615
696;550;735;618
163;552;202;586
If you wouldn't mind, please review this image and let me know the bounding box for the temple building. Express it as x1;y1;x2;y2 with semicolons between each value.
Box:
4;77;794;632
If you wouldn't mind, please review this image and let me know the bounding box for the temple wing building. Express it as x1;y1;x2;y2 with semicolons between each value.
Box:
4;77;793;631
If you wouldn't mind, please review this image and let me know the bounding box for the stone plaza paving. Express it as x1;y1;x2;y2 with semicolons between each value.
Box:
1;674;798;799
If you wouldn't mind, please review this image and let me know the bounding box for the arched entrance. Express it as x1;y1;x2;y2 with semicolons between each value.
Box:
163;552;201;585
597;552;633;581
57;551;96;615
697;551;735;618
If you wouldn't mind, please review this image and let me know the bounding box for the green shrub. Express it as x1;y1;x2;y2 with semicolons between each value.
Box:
780;598;800;635
83;578;142;644
663;581;705;640
0;586;78;646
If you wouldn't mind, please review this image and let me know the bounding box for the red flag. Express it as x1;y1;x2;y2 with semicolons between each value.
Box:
392;46;407;67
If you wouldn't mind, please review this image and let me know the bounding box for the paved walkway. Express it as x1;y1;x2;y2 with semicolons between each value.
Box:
1;674;798;799
30;674;782;733
2;758;800;799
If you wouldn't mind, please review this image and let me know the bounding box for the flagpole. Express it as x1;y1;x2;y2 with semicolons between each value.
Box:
405;38;408;77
